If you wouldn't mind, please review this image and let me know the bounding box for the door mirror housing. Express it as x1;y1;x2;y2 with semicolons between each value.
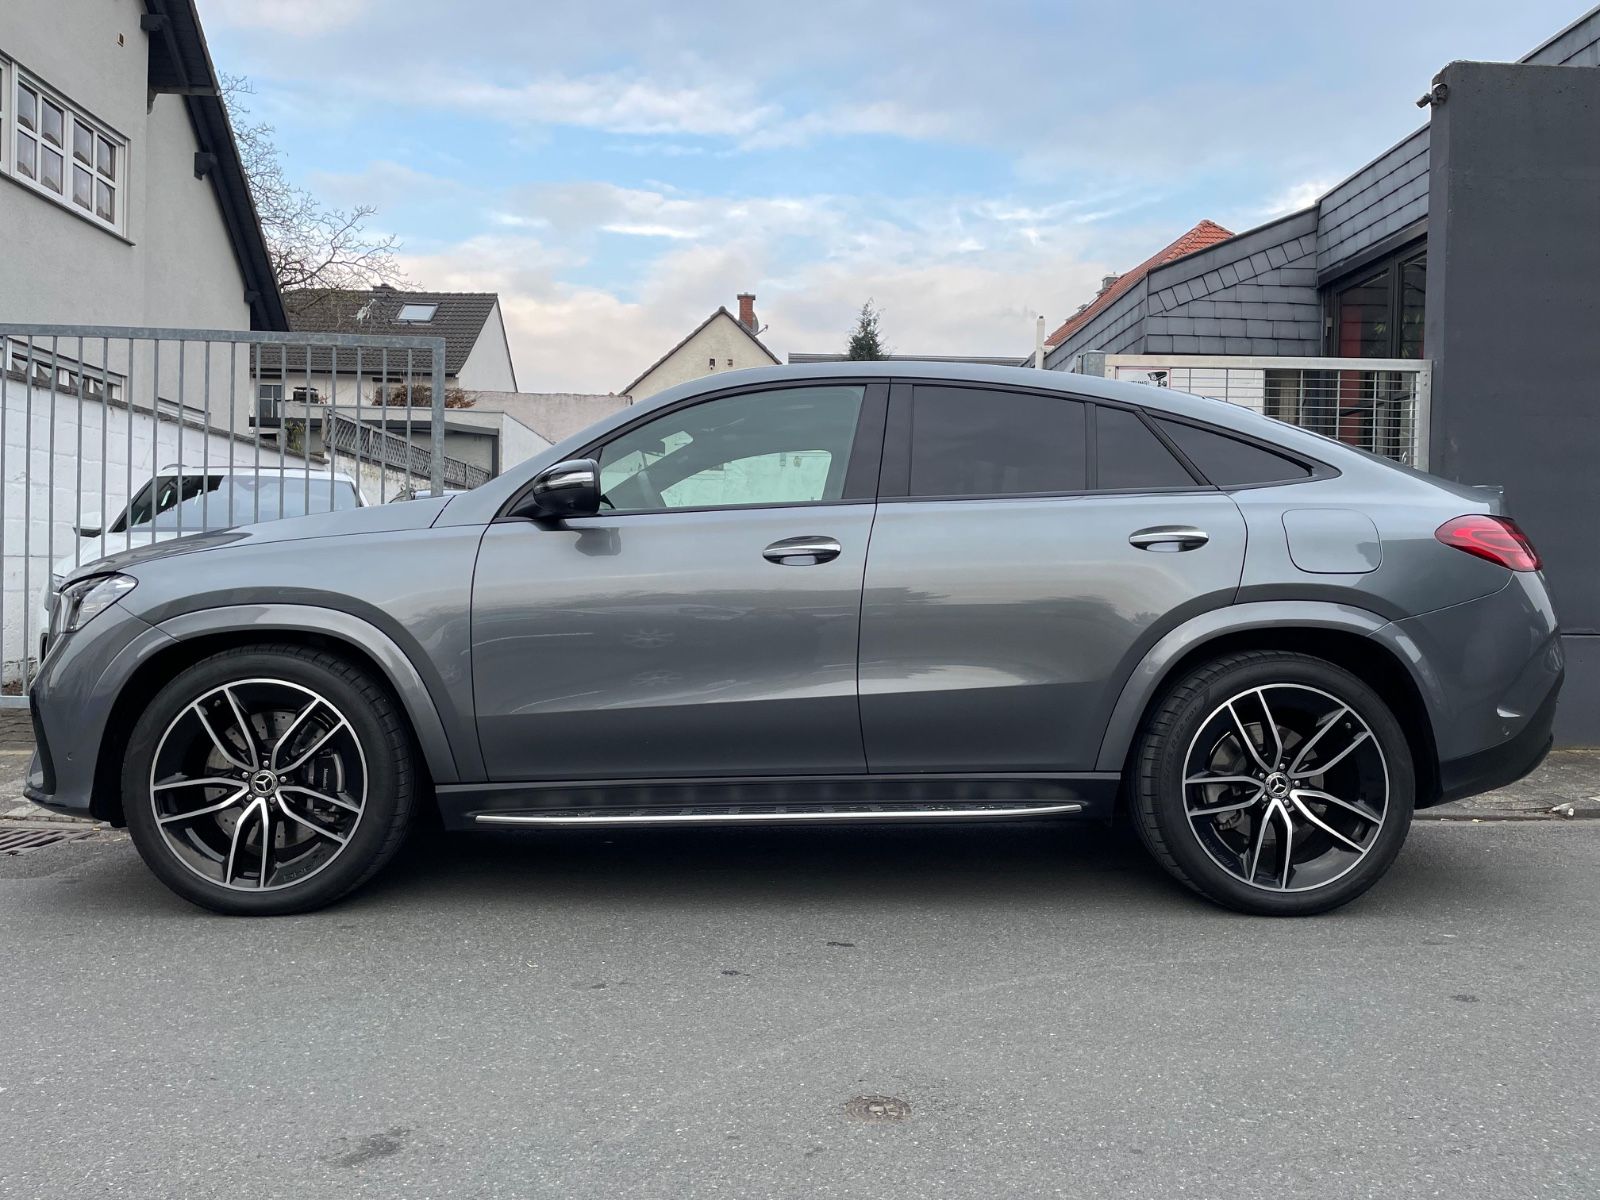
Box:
519;458;602;519
73;512;103;538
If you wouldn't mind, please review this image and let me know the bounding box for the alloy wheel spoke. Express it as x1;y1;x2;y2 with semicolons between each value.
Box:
1187;789;1264;818
1287;705;1350;775
224;796;264;885
192;703;254;773
1277;801;1296;889
1184;773;1262;788
154;775;244;793
1293;786;1383;826
1292;729;1371;780
222;686;260;763
257;803;273;889
269;697;324;771
1290;794;1374;850
1255;688;1285;767
1246;798;1277;883
278;783;361;815
157;786;248;826
275;795;348;846
276;719;348;776
1225;701;1272;773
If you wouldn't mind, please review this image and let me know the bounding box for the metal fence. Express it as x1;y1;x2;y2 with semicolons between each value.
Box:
1083;354;1432;470
0;323;470;695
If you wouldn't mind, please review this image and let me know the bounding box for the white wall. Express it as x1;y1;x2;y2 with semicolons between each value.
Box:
0;0;253;332
455;301;518;391
626;312;777;400
2;378;293;679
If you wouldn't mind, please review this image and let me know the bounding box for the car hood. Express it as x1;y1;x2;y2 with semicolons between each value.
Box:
61;496;456;584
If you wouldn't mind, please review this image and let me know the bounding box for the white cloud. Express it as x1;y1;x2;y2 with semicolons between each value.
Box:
1259;177;1337;219
395;183;1122;393
441;73;778;138
205;0;372;35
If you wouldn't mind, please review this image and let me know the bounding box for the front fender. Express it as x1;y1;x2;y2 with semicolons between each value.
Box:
150;605;475;784
1092;601;1441;773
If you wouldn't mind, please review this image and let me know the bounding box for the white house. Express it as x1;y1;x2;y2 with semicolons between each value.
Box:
622;292;780;400
0;0;286;680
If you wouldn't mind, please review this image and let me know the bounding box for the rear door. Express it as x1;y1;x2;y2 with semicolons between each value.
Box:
857;383;1248;772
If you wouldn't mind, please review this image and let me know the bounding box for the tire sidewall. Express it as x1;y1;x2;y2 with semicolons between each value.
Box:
123;649;407;915
1139;655;1415;916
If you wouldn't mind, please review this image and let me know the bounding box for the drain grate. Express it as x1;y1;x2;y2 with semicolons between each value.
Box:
844;1095;912;1122
0;825;95;855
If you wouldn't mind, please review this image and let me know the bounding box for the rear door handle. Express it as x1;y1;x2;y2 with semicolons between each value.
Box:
763;536;841;565
1129;525;1209;552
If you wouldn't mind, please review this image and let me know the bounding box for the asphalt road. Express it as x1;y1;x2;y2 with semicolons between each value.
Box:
2;818;1597;1199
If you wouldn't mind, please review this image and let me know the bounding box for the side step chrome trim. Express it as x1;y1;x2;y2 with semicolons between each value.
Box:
474;802;1084;828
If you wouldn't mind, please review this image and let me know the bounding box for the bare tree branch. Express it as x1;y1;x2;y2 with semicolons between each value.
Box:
222;74;405;315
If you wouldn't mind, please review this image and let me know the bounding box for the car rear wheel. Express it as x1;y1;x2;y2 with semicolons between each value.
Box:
123;644;418;915
1131;650;1414;916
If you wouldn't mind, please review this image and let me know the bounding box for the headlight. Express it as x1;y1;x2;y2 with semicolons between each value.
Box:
51;574;137;637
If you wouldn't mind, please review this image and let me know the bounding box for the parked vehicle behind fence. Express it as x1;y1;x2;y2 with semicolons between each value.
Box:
37;467;364;661
24;362;1561;917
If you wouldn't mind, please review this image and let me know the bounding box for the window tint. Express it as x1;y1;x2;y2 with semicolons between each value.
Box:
909;387;1085;497
597;385;864;512
1095;407;1195;490
1154;419;1312;487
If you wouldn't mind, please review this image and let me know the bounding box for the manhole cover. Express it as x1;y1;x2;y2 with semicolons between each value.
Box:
844;1095;911;1122
0;825;95;855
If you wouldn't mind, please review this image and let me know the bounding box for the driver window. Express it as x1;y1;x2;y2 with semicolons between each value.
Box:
597;386;864;513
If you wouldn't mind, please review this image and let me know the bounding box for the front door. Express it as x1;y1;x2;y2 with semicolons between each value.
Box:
858;384;1248;772
472;382;886;781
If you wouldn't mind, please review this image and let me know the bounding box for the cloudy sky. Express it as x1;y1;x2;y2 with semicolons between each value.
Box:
201;0;1581;392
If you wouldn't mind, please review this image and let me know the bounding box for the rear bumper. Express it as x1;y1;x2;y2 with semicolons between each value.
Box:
1434;677;1559;806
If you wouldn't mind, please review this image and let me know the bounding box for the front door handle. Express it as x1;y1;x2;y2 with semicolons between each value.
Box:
763;536;842;565
1129;525;1209;552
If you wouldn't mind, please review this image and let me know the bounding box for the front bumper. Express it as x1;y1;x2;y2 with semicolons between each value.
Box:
22;604;173;822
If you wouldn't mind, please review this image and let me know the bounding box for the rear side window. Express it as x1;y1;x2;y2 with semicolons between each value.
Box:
1154;418;1312;487
1095;407;1196;489
909;387;1086;497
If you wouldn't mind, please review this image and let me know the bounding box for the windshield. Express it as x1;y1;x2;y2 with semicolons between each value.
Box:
119;475;361;533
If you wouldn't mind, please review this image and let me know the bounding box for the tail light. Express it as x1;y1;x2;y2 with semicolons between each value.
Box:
1435;515;1541;572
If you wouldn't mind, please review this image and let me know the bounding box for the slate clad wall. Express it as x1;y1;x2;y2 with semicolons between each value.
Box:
1142;209;1320;356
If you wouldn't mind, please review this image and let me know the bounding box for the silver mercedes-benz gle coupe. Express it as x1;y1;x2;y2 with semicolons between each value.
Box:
27;362;1561;916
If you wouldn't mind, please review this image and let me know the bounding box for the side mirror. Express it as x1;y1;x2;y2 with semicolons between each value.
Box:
73;512;103;538
522;458;601;519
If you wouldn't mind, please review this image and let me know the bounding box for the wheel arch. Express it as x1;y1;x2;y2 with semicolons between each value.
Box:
1095;603;1443;807
91;606;467;825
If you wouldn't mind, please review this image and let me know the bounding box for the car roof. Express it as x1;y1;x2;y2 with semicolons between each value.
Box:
156;465;360;484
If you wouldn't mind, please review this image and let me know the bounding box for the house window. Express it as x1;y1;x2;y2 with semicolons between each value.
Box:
395;303;438;322
1325;244;1427;360
5;65;125;234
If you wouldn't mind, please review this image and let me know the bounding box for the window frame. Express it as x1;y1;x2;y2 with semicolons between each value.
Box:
1322;240;1427;360
1;57;128;236
496;379;891;521
1148;412;1335;491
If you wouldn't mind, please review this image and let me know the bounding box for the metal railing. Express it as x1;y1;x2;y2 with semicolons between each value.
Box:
0;323;463;696
1082;354;1432;469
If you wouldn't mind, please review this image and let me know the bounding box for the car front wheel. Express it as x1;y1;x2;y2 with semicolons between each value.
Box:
123;644;418;915
1131;650;1414;916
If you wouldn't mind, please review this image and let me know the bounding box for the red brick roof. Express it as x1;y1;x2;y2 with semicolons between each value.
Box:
1044;219;1235;347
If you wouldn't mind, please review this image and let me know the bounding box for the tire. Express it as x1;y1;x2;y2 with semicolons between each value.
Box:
123;644;419;915
1130;650;1414;916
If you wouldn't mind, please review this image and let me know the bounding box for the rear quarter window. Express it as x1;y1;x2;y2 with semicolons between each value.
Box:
1154;418;1312;487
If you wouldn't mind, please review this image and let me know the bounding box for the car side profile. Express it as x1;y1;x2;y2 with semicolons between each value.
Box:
25;362;1561;916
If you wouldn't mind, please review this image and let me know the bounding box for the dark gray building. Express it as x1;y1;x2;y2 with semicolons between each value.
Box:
1047;7;1600;742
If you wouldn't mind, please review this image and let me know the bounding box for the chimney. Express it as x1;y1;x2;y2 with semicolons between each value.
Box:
1098;274;1119;296
736;292;758;333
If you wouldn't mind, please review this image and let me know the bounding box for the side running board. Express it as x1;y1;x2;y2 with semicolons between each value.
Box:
474;801;1084;828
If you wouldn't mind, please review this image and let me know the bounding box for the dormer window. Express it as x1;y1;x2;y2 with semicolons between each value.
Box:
396;303;438;323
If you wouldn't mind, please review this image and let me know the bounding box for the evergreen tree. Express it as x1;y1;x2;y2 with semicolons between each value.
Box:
845;300;887;360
